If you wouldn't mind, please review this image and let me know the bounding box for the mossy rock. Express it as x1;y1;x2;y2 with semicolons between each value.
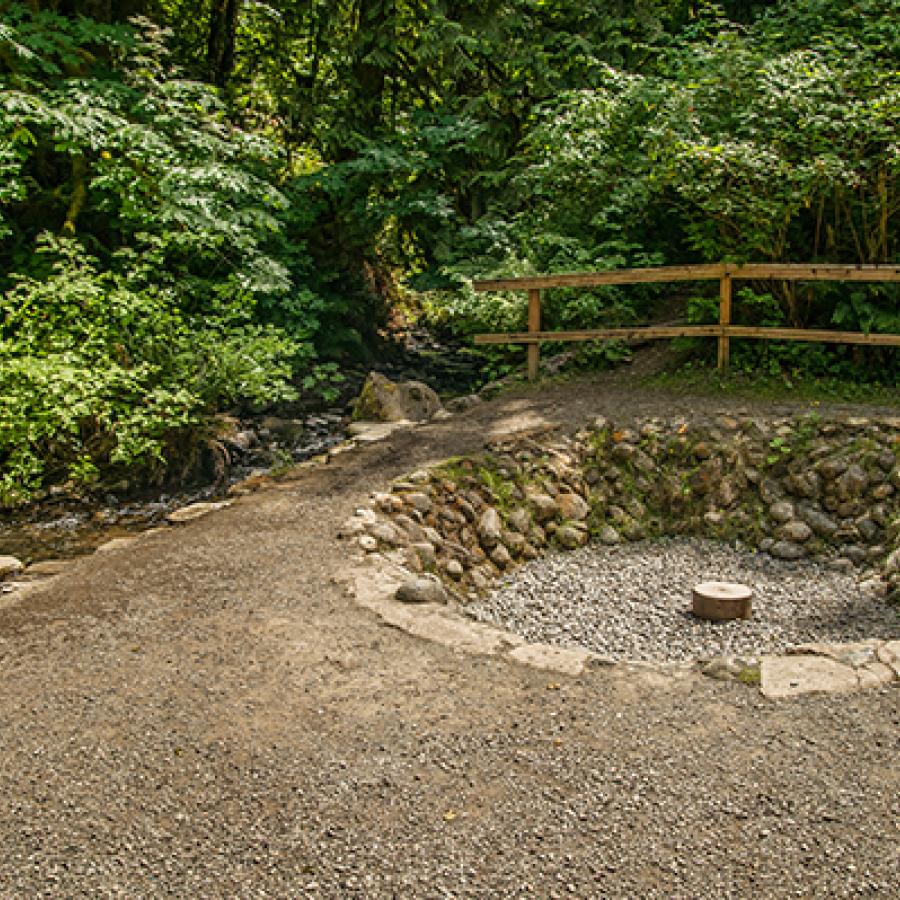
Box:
352;372;442;423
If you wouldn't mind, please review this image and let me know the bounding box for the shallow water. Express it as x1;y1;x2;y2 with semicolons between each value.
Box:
0;417;350;564
0;328;483;564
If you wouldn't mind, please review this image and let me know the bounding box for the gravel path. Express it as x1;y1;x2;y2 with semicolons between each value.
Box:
1;376;898;897
468;538;900;662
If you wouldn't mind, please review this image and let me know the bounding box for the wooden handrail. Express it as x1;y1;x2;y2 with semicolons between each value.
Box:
471;262;900;379
474;326;900;346
474;264;727;292
473;263;900;293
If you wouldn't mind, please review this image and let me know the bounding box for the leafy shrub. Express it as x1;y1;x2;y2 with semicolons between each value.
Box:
0;239;298;505
0;11;341;503
427;1;898;379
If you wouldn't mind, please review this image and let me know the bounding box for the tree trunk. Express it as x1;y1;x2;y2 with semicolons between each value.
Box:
350;0;392;137
208;0;239;89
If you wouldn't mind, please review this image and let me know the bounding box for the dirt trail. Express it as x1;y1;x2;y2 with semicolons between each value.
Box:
0;373;898;897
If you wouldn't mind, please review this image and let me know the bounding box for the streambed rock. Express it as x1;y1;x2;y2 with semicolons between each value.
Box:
836;464;869;501
409;542;437;570
0;556;24;580
787;471;821;499
769;501;794;523
506;508;532;534
555;525;587;549
490;545;513;569
777;520;813;543
368;521;401;546
770;540;806;560
502;530;527;556
528;493;559;523
557;492;589;521
597;525;623;545
403;492;433;514
395;575;447;604
167;501;231;524
885;548;900;576
797;504;838;537
477;508;503;548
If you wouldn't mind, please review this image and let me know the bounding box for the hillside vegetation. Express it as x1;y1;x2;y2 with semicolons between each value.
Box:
0;0;897;504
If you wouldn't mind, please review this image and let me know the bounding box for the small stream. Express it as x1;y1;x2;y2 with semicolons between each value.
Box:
0;328;487;564
0;415;348;565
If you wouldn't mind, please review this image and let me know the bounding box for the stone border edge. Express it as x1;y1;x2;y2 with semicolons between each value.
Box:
346;557;900;699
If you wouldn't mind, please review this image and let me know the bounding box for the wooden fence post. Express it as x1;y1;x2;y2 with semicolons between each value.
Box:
527;288;541;381
718;271;732;373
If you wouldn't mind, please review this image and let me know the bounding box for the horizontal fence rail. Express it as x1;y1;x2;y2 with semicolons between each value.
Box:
472;262;900;380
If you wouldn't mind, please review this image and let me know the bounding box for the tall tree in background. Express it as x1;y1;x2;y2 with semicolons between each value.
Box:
207;0;238;88
348;0;392;141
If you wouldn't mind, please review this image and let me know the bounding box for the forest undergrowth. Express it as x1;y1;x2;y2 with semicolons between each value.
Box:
0;0;896;506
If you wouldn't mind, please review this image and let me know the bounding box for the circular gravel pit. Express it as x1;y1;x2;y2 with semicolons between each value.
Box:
466;538;899;663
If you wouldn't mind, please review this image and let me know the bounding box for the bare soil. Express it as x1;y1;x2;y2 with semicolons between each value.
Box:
0;368;898;897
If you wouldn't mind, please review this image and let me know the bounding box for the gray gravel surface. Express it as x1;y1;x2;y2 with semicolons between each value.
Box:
468;538;900;662
1;377;898;898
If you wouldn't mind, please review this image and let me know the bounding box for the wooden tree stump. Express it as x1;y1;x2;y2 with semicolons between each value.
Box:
692;581;753;621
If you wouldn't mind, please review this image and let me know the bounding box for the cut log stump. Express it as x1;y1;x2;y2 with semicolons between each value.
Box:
692;581;753;621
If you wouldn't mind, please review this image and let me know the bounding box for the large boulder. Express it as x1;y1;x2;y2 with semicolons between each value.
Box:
353;372;442;423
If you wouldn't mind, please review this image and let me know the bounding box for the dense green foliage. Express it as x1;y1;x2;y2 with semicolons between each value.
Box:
425;2;899;368
0;0;896;505
0;9;306;502
510;5;899;341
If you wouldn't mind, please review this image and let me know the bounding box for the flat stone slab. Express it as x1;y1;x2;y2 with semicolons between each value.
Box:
876;640;900;678
789;639;881;668
857;662;895;690
761;655;860;699
389;604;514;655
485;415;561;442
0;556;24;580
167;501;231;524
95;536;139;553
508;642;593;676
346;421;413;443
353;568;514;656
20;559;70;578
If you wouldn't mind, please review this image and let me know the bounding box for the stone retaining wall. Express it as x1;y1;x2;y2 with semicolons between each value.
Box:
340;413;900;604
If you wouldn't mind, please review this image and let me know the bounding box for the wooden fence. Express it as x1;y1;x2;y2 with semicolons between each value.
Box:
472;263;900;381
